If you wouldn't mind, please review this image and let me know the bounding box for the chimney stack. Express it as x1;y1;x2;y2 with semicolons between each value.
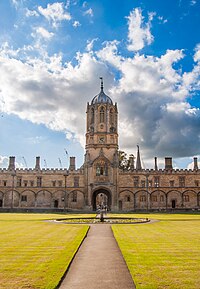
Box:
129;155;134;170
165;157;173;170
154;157;158;170
69;157;76;171
8;156;15;170
35;156;41;170
193;157;198;170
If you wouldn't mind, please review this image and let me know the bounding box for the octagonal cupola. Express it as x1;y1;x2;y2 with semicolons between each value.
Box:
91;77;113;105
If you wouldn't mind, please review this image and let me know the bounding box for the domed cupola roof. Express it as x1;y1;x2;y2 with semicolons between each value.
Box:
91;77;113;105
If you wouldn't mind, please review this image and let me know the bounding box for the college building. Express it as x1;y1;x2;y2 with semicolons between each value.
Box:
0;79;200;211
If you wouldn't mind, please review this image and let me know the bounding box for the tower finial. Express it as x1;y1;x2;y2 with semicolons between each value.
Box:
99;77;103;91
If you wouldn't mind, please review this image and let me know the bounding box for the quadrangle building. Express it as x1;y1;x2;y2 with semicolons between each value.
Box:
0;79;200;212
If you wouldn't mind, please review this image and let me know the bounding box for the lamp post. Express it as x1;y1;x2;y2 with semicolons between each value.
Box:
11;171;16;210
63;171;69;211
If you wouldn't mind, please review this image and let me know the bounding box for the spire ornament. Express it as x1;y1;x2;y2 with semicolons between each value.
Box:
99;77;103;91
136;145;142;170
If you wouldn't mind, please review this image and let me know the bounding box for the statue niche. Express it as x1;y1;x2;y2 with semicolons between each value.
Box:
95;159;109;182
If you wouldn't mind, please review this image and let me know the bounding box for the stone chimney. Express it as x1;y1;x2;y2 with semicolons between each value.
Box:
165;157;173;170
69;157;76;171
193;157;198;170
35;156;41;170
8;156;15;170
129;155;134;170
154;157;158;170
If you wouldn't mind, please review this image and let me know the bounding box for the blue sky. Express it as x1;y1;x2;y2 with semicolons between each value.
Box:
0;0;200;169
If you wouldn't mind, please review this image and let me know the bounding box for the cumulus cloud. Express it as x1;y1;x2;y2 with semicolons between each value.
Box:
0;6;200;164
97;40;200;159
126;8;154;51
38;2;71;28
0;44;113;146
32;27;54;39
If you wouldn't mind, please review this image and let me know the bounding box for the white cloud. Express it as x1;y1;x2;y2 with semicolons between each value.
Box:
11;0;26;9
0;155;9;168
158;16;168;24
83;8;93;17
0;44;113;147
73;20;81;27
126;8;154;51
32;27;54;39
96;40;122;68
97;39;200;158
25;8;39;17
11;0;20;8
38;2;71;28
194;43;200;62
1;7;200;162
86;38;98;51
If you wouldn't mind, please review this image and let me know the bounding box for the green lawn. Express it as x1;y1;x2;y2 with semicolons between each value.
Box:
112;213;200;289
0;213;89;289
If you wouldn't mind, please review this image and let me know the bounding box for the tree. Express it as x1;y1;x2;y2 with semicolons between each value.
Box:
118;151;135;170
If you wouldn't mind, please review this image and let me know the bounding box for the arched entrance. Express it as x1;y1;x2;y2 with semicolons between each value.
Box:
92;189;112;211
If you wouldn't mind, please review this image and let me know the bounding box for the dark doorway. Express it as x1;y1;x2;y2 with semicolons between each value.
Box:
119;200;122;211
92;189;111;211
172;199;176;209
0;199;2;207
54;200;59;208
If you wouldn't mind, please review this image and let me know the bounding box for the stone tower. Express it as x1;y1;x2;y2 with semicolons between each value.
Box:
84;78;119;211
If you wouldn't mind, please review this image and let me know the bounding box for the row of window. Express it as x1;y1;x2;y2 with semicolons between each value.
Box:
125;195;190;202
0;177;80;188
90;107;116;125
133;177;199;188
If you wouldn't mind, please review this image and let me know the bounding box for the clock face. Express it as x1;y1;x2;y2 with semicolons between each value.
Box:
99;137;105;143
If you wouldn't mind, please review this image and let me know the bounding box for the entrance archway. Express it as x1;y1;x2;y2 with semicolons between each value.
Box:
92;189;112;211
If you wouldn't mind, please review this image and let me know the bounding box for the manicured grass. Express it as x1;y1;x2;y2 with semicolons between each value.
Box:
0;213;89;289
112;213;200;289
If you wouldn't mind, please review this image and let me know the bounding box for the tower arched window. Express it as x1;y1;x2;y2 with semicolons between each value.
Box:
91;108;94;124
100;107;105;123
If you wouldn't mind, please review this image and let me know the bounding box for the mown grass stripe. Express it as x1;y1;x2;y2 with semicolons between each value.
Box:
112;213;200;289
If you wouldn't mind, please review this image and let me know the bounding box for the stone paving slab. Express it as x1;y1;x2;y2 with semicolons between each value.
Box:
59;224;136;289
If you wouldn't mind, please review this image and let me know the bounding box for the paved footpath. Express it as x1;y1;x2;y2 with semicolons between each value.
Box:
59;224;136;289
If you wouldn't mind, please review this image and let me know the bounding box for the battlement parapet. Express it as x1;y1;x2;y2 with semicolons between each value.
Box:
119;168;200;175
0;168;84;175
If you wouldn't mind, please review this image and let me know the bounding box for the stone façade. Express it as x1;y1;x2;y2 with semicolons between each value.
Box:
0;80;200;211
